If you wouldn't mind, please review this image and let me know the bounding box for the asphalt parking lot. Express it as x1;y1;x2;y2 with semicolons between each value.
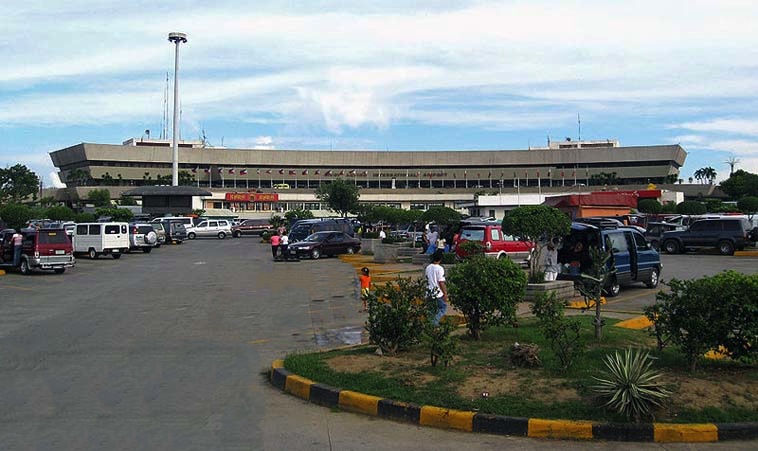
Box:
0;240;756;450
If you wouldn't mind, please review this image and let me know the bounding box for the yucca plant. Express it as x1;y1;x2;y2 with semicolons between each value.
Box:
592;348;671;422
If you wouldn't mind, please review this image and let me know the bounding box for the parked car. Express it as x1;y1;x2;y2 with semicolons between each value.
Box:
151;216;196;236
231;218;273;237
157;220;187;244
73;222;130;259
150;222;167;247
128;223;159;253
660;217;753;255
643;222;685;250
289;218;354;242
454;223;533;266
187;219;232;239
557;222;662;296
0;227;76;274
286;231;362;259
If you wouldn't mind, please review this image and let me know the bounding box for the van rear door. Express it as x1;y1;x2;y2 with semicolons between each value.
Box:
37;230;73;256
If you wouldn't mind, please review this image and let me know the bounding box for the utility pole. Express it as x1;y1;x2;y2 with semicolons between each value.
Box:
168;32;187;186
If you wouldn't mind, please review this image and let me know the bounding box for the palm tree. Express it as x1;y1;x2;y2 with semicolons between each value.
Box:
694;168;705;184
725;157;740;177
694;167;717;184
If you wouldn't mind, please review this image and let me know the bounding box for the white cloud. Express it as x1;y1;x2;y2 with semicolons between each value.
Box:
49;172;66;188
671;119;758;137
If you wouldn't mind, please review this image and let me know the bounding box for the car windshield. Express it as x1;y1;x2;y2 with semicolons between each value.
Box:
303;232;332;242
460;228;485;241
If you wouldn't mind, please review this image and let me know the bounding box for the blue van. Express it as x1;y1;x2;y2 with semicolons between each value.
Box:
557;222;662;296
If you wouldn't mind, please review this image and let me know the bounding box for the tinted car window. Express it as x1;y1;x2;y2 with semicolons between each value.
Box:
89;224;101;234
77;225;88;235
105;225;120;234
197;222;208;228
633;232;648;250
723;221;739;231
137;226;153;234
332;233;344;242
209;221;218;227
689;221;705;232
39;231;69;244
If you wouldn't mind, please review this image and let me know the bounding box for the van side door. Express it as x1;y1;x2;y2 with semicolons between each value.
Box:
632;230;656;281
606;231;631;284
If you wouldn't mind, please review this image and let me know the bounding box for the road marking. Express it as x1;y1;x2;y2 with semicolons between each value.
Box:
248;339;269;345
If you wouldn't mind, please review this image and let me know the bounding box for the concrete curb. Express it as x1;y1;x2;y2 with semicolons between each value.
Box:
0;269;5;276
269;360;758;442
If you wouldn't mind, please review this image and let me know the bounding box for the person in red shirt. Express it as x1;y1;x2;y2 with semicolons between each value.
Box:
270;232;281;259
359;267;371;312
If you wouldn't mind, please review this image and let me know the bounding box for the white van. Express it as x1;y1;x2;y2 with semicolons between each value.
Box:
73;222;130;259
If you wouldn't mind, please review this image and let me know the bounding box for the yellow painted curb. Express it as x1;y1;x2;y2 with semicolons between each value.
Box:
734;250;758;257
271;359;284;369
528;418;593;439
284;374;313;400
0;269;5;276
615;316;653;330
654;423;718;442
566;297;607;309
419;406;474;432
338;390;380;416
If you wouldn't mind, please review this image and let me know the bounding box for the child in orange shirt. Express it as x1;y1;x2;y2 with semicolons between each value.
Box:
359;267;371;312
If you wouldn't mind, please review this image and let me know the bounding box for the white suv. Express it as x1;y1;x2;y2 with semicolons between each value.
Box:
187;219;232;240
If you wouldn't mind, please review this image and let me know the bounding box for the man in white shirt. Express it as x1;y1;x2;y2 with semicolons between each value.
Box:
425;250;448;325
379;229;386;240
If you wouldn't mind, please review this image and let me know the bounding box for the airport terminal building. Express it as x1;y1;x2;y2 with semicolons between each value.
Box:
49;139;687;216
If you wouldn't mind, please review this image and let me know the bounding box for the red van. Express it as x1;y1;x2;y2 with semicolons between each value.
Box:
454;223;533;266
0;228;75;274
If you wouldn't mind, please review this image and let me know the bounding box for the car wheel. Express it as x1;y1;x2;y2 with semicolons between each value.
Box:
54;268;65;274
88;248;98;259
233;231;241;238
187;232;196;240
718;240;735;256
663;240;679;254
346;247;355;255
645;268;660;288
142;247;152;253
112;253;122;259
311;248;321;259
20;259;31;275
605;278;621;297
218;232;226;239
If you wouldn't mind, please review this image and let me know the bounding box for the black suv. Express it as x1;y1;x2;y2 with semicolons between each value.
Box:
661;218;752;255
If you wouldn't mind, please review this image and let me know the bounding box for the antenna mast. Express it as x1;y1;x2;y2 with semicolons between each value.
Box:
578;113;581;141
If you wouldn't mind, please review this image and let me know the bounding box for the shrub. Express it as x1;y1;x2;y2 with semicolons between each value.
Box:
644;271;758;370
74;212;96;223
676;200;706;215
45;205;76;221
531;291;583;371
95;207;133;222
422;321;457;368
261;230;273;242
365;277;437;355
592;348;671;422
447;255;526;340
637;199;663;214
575;245;615;340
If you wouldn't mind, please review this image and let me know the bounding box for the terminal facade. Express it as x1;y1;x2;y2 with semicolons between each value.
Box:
49;139;687;216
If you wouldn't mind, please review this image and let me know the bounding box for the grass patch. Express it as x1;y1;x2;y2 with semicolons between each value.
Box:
283;316;757;423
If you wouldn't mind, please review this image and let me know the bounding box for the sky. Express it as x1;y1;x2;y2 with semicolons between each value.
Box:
2;0;758;188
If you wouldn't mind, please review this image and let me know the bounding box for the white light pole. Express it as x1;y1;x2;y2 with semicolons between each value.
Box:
168;32;187;186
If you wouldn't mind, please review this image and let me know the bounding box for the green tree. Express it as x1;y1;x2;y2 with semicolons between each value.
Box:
46;205;76;221
119;195;137;206
447;255;527;339
575;245;616;340
87;189;112;207
0;164;40;205
74;212;96;223
284;209;314;223
95;207;133;222
502;205;572;283
102;172;115;186
39;196;57;208
315;178;360;217
420;206;461;227
737;196;758;220
637;199;662;214
720;170;758;200
178;170;195;186
191;209;206;217
660;202;678;214
66;168;90;187
676;200;706;215
589;171;619;186
694;166;717;184
0;203;33;229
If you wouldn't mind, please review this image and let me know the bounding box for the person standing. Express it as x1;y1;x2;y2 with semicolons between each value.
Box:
425;227;438;254
425;250;448;325
270;232;281;259
544;240;560;281
12;230;23;267
378;228;386;240
279;232;289;259
358;267;371;312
